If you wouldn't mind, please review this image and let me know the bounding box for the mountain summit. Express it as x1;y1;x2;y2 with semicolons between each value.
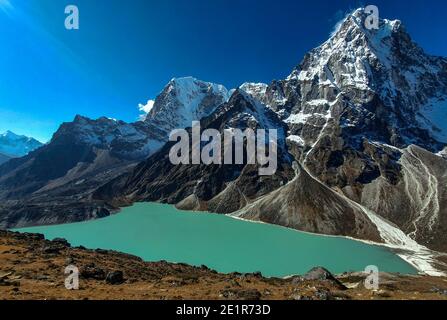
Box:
287;8;447;150
0;131;43;158
142;77;230;136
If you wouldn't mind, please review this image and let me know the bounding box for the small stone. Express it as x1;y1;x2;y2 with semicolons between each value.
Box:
41;245;63;254
65;256;75;265
303;267;346;289
52;238;71;247
220;288;261;300
105;271;124;285
80;264;106;280
0;271;13;279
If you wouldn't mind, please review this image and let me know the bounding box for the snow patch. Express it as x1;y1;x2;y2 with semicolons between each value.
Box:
287;135;305;146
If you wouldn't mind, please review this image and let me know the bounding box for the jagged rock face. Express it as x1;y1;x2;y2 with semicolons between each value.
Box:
287;9;447;149
143;77;230;139
54;115;165;161
95;90;295;213
95;9;447;257
269;9;447;251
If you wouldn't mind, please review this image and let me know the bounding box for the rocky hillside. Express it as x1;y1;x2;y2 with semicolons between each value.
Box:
0;153;12;165
0;78;230;228
1;230;447;300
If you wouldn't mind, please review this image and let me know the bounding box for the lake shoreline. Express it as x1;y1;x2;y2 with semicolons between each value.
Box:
15;202;419;278
227;214;445;277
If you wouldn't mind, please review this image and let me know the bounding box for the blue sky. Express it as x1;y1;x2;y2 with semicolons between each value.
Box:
0;0;446;142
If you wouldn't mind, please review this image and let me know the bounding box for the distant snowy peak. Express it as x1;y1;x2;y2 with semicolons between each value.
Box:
0;131;43;157
48;77;231;161
53;115;164;160
144;77;230;133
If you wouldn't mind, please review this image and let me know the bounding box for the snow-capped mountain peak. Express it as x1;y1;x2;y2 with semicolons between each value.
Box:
285;7;447;149
144;77;230;133
239;82;268;98
0;131;43;157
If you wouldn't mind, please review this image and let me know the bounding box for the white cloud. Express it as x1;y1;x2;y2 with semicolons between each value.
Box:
138;100;155;120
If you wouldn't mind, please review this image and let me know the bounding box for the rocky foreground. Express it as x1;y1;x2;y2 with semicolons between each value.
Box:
0;231;447;300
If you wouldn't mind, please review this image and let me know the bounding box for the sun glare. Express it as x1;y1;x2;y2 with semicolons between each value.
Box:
0;0;12;11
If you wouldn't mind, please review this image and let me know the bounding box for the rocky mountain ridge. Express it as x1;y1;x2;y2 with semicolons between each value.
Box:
0;78;230;228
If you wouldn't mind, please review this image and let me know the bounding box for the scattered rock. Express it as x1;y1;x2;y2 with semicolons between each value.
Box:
41;243;65;254
303;267;347;289
34;275;49;281
0;271;13;279
105;271;124;285
52;238;71;247
290;294;311;300
80;263;106;280
230;279;241;287
162;276;185;287
314;289;333;300
304;267;335;281
65;256;75;265
431;287;447;296
0;279;20;287
290;276;304;285
373;290;392;298
220;288;262;300
15;233;45;241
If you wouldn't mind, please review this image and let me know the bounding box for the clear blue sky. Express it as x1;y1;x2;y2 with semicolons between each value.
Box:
1;0;446;142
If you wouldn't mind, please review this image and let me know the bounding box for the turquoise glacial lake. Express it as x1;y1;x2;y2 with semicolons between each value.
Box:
16;202;417;277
